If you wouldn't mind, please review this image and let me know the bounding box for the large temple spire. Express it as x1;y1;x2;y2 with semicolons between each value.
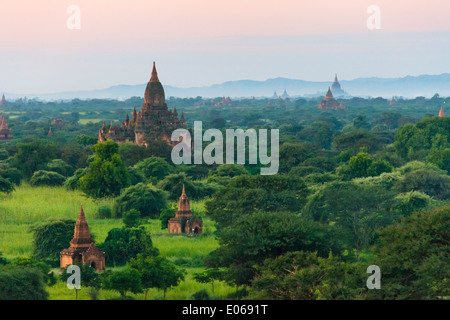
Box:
150;61;159;82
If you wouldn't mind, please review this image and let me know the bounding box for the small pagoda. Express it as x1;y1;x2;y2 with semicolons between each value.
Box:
168;185;203;235
60;205;105;271
0;115;13;141
318;87;344;110
439;106;446;118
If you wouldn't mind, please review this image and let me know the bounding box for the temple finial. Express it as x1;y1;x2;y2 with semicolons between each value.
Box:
150;61;159;82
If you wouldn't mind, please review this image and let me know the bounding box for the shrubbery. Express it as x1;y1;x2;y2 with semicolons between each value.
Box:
30;170;66;187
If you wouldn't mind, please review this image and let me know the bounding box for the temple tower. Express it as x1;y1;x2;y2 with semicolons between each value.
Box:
168;185;203;234
60;205;105;271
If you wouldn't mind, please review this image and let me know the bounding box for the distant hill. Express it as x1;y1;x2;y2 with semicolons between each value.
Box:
5;73;450;101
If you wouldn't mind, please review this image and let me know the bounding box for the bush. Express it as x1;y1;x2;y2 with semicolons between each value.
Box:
157;172;222;200
159;206;176;229
113;183;168;218
133;157;174;184
0;267;49;300
192;289;211;300
99;226;158;266
123;209;141;228
393;191;431;216
64;168;86;190
29;219;75;266
289;165;323;177
96;205;112;219
395;169;450;200
225;288;248;300
0;176;14;194
46;159;74;177
30;170;66;187
0;168;22;185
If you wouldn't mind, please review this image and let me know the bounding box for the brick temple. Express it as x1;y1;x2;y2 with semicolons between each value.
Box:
60;205;105;271
98;62;187;146
0;115;13;141
168;185;203;235
318;87;345;110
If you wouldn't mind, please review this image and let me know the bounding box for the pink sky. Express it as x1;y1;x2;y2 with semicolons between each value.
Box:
1;0;450;93
2;0;449;47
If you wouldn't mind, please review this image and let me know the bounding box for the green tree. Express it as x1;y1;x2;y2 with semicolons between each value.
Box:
122;209;141;228
29;219;75;266
102;267;142;299
0;176;14;194
279;142;313;173
366;159;392;177
303;181;397;259
10;140;59;179
159;205;176;230
0;168;22;185
118;143;150;167
395;169;450;200
193;268;223;295
129;254;185;300
46;159;74;177
79;140;130;198
370;205;450;299
205;175;309;229
348;150;373;178
4;257;56;286
60;263;101;300
133;157;174;184
99;226;158;266
30;170;66;187
0;267;49;300
205;211;342;286
250;251;367;300
113;183;168;218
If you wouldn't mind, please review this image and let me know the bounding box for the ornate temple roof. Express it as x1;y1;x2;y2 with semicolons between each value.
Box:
144;61;166;106
69;205;95;248
176;184;192;218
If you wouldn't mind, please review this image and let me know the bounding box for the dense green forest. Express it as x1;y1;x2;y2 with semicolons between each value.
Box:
0;95;448;300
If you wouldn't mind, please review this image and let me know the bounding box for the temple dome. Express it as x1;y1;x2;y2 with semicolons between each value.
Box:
331;74;342;91
144;61;166;106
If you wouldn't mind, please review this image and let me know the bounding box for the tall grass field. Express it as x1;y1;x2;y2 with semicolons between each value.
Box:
0;184;235;299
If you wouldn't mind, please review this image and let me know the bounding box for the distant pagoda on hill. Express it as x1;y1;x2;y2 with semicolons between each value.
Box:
439;106;446;117
0;94;6;106
331;74;346;97
389;96;397;105
318;87;345;110
98;62;187;146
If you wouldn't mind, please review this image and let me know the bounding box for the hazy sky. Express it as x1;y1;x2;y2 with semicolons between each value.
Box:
1;0;450;94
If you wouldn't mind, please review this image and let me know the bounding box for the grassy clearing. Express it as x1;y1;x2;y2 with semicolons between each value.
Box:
0;184;233;300
78;119;103;125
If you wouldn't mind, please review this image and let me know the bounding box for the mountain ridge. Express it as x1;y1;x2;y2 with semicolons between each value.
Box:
4;73;450;101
